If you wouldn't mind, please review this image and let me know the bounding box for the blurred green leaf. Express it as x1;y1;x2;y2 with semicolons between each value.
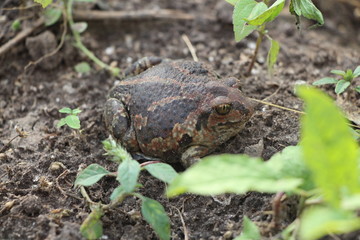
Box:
141;197;170;240
290;0;324;26
59;107;72;114
335;80;350;94
225;0;238;5
34;0;53;8
266;39;280;75
246;0;285;25
11;19;21;31
110;185;126;201
72;22;88;34
44;7;62;26
64;115;80;129
167;154;302;197
75;62;91;74
71;108;82;115
353;66;360;77
144;163;178;184
117;159;140;193
233;0;266;41
330;69;346;76
75;164;110;186
56;118;66;128
300;206;360;240
355;86;360;93
298;87;360;207
235;216;261;240
80;206;104;240
312;77;338;86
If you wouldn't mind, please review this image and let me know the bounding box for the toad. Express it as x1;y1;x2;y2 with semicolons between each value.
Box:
104;58;255;168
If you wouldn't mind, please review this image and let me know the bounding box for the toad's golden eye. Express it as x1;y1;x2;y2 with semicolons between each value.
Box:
214;104;232;115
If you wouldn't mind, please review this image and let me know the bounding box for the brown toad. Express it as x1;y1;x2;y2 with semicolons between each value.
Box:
104;58;255;168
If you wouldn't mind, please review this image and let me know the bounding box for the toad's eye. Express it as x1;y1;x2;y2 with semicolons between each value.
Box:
214;104;232;115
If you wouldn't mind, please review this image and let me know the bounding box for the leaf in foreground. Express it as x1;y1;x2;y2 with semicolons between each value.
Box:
34;0;52;8
117;159;140;193
144;163;178;184
335;80;350;94
141;197;170;240
80;206;104;240
298;87;360;207
75;62;91;74
75;164;110;186
167;154;302;197
290;0;324;26
300;206;360;240
44;7;62;26
234;216;261;240
64;115;80;129
246;0;285;26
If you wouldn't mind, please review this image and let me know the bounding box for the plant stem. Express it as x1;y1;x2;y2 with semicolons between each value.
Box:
64;0;120;76
246;25;265;76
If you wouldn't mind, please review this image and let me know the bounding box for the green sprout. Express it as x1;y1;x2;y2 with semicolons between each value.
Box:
313;66;360;94
57;107;82;130
226;0;324;75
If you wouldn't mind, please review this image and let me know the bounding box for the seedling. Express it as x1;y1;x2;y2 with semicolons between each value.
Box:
57;107;81;130
313;66;360;94
168;87;360;239
226;0;324;75
75;138;178;240
32;0;121;76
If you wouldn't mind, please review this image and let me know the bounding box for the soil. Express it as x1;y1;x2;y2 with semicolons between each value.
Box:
1;0;359;239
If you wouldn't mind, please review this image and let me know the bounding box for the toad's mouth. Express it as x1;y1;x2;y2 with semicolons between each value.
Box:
215;119;247;127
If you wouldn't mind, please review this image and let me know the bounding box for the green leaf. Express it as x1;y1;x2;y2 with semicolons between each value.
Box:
246;0;285;26
64;115;81;129
290;0;324;26
312;77;338;86
330;69;346;76
11;19;21;31
71;108;82;115
103;138;133;163
355;86;360;93
298;87;360;207
72;22;88;34
335;80;351;94
299;206;360;240
141;197;171;240
144;163;178;184
341;194;360;211
59;107;72;114
33;0;53;8
267;146;313;191
225;0;238;5
56;118;67;128
80;206;104;240
75;164;110;186
235;216;261;240
266;39;280;75
232;0;266;41
117;159;140;193
344;69;354;81
43;7;62;26
353;66;360;77
75;62;91;74
167;154;302;197
110;185;126;201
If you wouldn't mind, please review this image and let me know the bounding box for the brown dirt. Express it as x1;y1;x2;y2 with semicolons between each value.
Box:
1;0;359;239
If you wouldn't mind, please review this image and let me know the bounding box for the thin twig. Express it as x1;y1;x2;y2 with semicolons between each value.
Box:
72;9;216;21
174;207;189;240
0;17;44;57
182;34;198;62
0;4;38;11
25;7;68;71
56;169;70;197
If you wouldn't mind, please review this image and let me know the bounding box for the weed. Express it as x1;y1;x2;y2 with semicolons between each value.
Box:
167;87;360;239
75;138;178;240
313;66;360;94
225;0;324;75
32;0;121;76
57;107;81;130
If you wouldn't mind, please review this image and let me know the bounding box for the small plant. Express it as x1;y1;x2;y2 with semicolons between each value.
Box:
75;138;178;240
225;0;324;75
57;107;82;130
167;87;360;239
313;65;360;94
32;0;121;76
